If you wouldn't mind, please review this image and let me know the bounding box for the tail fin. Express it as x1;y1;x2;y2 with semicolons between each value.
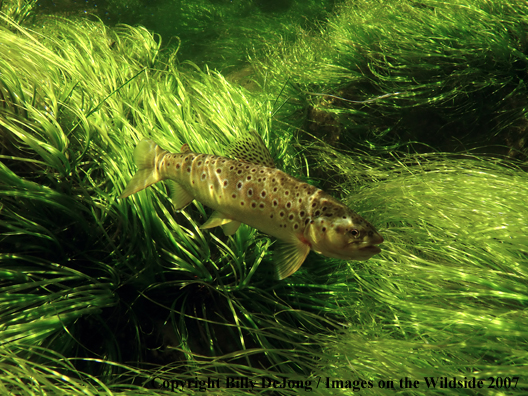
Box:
119;139;166;199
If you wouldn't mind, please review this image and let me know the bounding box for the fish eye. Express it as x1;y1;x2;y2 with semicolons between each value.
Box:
349;229;360;237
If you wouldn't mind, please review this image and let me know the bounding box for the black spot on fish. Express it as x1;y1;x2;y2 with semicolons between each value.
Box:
240;201;245;206
294;224;299;230
270;214;274;218
198;161;202;166
186;167;191;173
248;188;253;197
272;199;278;207
288;214;294;220
223;180;228;187
232;193;236;199
237;169;242;175
305;218;311;225
286;202;291;209
322;206;327;211
261;190;266;198
247;175;252;181
251;202;257;208
201;173;206;180
311;202;317;208
230;165;234;170
314;210;321;217
251;168;256;173
279;211;284;217
237;182;243;189
322;227;326;232
272;178;276;183
285;191;290;196
260;170;265;174
176;164;180;169
299;211;305;217
216;169;221;174
298;198;302;203
245;165;250;169
273;187;278;192
259;203;265;209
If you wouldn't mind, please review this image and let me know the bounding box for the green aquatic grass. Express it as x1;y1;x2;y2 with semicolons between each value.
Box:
1;5;528;396
99;0;336;72
312;145;528;391
0;12;348;394
256;0;528;155
0;0;38;26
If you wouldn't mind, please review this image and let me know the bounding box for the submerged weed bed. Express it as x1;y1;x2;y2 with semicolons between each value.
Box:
257;0;528;158
1;0;528;395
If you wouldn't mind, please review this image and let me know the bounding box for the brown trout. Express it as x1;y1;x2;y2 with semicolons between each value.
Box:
119;131;383;279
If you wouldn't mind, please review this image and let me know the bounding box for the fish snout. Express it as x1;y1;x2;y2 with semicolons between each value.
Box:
371;233;384;245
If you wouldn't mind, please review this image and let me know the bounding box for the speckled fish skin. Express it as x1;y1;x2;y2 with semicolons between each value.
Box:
120;138;384;279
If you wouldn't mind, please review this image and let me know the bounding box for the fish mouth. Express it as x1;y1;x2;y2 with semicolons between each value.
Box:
359;245;382;255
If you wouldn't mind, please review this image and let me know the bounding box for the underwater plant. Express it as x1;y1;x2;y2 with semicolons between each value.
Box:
1;0;528;394
256;0;528;159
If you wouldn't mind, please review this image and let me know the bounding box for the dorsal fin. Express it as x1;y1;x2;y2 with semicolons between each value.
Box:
225;130;275;168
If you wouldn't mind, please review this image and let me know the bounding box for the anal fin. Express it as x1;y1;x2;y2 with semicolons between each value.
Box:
166;180;194;210
275;238;311;280
200;210;233;229
222;221;241;236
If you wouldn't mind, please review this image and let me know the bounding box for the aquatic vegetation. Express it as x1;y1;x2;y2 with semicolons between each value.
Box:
0;11;358;392
256;0;528;157
315;145;528;386
0;0;38;26
1;0;527;395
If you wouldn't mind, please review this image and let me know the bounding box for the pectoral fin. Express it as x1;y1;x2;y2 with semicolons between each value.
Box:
274;238;311;280
200;210;234;229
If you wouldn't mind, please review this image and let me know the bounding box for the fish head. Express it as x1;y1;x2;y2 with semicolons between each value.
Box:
306;213;384;261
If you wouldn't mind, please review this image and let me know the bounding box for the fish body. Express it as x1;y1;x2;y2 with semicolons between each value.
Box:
120;133;383;279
